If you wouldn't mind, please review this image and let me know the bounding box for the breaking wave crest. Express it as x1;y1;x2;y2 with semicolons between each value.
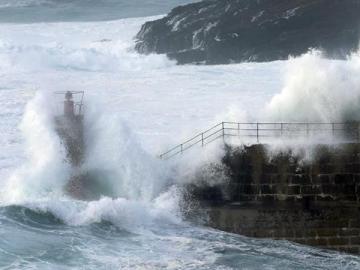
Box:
0;90;183;233
0;93;70;203
1;187;182;232
266;49;360;122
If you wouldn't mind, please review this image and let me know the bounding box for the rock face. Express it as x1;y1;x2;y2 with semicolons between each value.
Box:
135;0;360;64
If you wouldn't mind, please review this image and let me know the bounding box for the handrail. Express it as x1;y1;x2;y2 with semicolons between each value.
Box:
159;122;360;160
54;91;85;116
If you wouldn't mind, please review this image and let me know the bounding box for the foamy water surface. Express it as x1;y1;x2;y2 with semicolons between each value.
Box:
0;11;360;270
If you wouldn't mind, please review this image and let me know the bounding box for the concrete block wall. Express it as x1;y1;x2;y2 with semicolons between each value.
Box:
188;143;360;254
222;144;360;203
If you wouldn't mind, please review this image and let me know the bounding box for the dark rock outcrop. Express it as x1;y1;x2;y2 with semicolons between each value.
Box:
135;0;360;65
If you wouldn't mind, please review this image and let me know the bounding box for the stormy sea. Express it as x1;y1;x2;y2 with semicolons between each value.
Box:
0;0;360;269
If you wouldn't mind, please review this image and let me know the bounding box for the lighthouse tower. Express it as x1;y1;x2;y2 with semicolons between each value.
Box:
54;91;85;167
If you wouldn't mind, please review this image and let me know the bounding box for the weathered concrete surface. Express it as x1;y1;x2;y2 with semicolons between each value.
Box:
188;144;360;254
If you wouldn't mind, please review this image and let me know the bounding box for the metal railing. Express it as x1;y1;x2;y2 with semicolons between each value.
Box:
159;122;360;160
54;91;85;116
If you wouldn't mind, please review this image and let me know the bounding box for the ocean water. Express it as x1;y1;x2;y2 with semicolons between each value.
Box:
0;1;360;269
0;0;196;23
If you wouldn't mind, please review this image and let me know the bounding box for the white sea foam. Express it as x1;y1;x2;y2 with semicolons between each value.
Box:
266;49;360;122
82;96;170;202
0;16;358;229
0;14;360;270
0;88;182;231
23;186;182;231
0;17;283;209
0;92;70;203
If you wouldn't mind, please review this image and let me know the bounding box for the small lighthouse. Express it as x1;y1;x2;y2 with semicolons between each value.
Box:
64;91;75;117
54;91;85;167
53;91;114;200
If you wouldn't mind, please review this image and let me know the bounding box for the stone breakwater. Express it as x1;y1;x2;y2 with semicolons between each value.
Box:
188;144;360;254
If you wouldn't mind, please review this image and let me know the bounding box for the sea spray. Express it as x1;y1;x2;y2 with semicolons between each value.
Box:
0;91;70;204
0;89;185;234
1;11;359;269
82;96;171;202
266;49;360;122
255;49;360;160
22;188;183;232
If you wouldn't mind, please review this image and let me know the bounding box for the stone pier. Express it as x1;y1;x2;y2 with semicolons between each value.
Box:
188;143;360;254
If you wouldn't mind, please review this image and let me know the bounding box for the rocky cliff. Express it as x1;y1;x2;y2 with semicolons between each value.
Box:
135;0;360;64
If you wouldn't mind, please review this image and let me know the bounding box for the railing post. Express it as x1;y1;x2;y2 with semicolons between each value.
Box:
256;123;259;143
280;123;283;137
332;123;335;138
238;123;240;138
201;133;204;147
180;144;183;154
